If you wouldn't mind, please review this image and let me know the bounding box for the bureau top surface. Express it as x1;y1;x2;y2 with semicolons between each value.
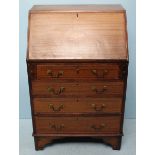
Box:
30;5;125;13
27;5;128;61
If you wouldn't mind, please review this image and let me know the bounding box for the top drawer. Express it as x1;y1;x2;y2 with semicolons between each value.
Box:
36;63;121;80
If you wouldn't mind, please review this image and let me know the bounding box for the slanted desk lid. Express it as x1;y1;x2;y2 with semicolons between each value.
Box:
27;5;128;61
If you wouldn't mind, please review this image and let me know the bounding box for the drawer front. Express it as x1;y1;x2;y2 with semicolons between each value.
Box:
32;81;124;97
36;63;120;80
33;98;122;114
35;116;121;134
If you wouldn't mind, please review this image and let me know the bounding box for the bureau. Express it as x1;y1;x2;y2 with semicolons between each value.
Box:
26;5;128;150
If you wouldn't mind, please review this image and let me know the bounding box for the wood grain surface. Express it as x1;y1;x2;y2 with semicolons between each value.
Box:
30;5;125;13
36;63;120;80
31;81;124;97
28;9;128;60
35;116;121;134
33;98;122;114
27;5;128;150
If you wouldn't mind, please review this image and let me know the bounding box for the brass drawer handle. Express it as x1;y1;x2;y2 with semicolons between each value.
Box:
91;69;108;77
48;104;64;112
47;70;64;78
91;123;105;131
91;86;107;94
91;104;106;111
49;123;64;131
47;87;65;95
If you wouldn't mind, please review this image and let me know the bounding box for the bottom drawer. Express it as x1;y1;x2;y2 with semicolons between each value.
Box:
35;116;121;134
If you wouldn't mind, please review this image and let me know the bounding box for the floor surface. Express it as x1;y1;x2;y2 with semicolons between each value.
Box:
19;119;136;155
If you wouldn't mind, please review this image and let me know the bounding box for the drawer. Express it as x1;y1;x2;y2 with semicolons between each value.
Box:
36;63;120;80
33;98;122;114
32;81;124;97
35;116;121;134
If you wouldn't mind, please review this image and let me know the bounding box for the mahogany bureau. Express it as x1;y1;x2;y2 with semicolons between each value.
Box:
26;5;128;150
